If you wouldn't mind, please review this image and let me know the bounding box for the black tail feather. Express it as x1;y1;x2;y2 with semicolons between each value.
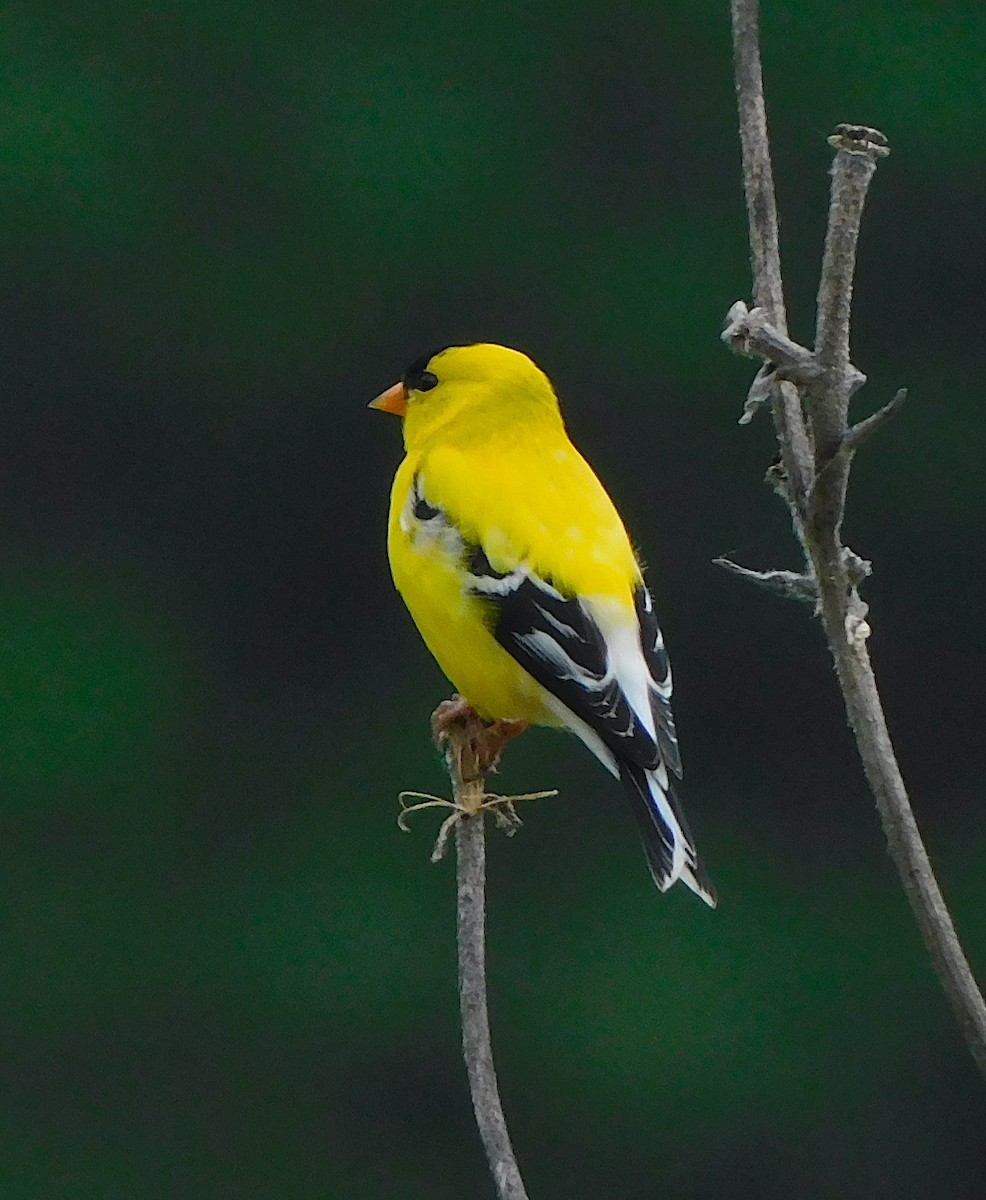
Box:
620;761;675;888
619;761;717;906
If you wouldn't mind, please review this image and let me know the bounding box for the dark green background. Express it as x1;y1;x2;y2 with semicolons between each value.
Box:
1;1;984;1196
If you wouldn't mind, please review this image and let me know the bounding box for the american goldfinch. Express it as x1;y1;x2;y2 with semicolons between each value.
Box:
371;343;715;906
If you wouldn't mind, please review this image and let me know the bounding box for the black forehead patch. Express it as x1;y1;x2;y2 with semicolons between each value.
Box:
402;348;443;385
401;344;467;389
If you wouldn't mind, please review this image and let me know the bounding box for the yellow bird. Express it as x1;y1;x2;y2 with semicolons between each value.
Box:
371;343;715;906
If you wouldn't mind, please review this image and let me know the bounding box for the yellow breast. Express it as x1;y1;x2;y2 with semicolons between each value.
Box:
387;457;555;722
385;400;642;724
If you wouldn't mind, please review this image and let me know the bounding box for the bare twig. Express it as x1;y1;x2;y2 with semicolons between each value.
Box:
801;131;888;541
842;387;907;455
728;0;814;507
712;557;817;603
726;0;986;1080
721;302;823;382
455;816;529;1200
439;708;531;1200
729;2;785;327
806;125;889;469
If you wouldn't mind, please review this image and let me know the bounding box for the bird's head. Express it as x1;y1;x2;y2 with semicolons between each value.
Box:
369;343;562;449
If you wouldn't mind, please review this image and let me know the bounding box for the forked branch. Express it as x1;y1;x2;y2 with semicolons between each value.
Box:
725;0;986;1079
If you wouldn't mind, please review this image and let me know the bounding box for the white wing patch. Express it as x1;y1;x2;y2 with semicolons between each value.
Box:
401;474;464;559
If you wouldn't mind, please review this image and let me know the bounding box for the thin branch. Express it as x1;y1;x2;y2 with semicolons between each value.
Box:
806;125;889;466
729;0;814;511
815;588;986;1079
810;389;908;499
712;557;817;604
440;709;531;1200
726;0;986;1080
843;387;907;454
456;815;529;1200
802;133;884;539
728;1;786;328
721;302;822;383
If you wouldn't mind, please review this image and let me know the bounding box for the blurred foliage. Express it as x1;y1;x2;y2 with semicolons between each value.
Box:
0;1;984;1196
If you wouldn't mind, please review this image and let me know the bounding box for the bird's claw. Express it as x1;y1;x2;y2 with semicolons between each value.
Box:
430;695;476;747
430;698;529;778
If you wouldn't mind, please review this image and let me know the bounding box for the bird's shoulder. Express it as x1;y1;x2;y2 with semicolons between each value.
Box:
407;435;640;598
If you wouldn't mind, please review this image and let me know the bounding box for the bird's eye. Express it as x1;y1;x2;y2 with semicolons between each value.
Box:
402;348;448;392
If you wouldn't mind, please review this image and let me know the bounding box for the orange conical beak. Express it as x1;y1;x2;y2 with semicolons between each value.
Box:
368;381;407;416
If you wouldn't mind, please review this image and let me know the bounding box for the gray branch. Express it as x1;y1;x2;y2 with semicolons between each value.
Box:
728;0;815;507
713;557;817;604
726;0;986;1080
722;301;868;400
843;387;908;454
722;302;822;382
807;125;889;466
441;715;530;1200
729;2;785;327
456;815;529;1200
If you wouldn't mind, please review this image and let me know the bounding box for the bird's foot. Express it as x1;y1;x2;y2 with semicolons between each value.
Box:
430;695;529;779
398;787;559;862
479;719;529;774
430;694;476;746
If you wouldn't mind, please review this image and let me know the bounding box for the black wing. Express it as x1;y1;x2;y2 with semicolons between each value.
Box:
407;471;681;780
467;551;661;772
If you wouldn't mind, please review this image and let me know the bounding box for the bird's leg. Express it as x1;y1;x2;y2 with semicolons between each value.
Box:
431;696;529;779
398;700;551;860
431;696;488;808
430;694;476;746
